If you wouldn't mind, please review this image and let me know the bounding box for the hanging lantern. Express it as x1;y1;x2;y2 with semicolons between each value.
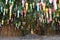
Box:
46;8;48;13
42;3;46;11
9;13;12;19
46;8;48;18
6;9;8;14
37;3;40;12
53;0;57;10
5;0;8;4
9;0;12;3
1;6;3;12
32;2;35;8
3;8;5;16
49;8;52;21
30;3;32;11
1;19;4;25
9;4;12;13
25;2;28;10
49;0;53;4
17;10;20;18
22;0;25;7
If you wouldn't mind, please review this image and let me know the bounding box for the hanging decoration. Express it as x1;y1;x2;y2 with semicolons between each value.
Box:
37;3;40;12
25;2;28;11
1;19;4;25
30;3;32;12
53;0;57;10
3;8;5;16
0;0;60;36
49;0;53;4
22;0;25;7
42;3;46;11
17;10;20;18
49;8;52;21
32;2;35;8
5;0;8;4
45;8;48;18
1;6;3;12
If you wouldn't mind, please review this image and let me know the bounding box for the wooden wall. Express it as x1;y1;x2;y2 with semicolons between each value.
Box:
0;24;22;37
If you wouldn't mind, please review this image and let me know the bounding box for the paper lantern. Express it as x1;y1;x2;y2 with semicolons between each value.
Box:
22;0;25;7
46;8;48;13
9;4;12;13
17;10;20;18
1;6;3;12
30;3;32;10
9;13;12;19
42;3;46;11
53;0;57;10
9;0;12;3
1;20;4;25
49;8;52;21
6;0;8;4
3;8;5;16
49;0;53;3
25;2;28;10
32;2;35;8
6;9;8;14
37;3;40;12
46;8;48;18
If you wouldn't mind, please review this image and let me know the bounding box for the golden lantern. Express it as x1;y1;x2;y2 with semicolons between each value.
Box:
46;8;48;13
25;2;28;10
42;3;46;11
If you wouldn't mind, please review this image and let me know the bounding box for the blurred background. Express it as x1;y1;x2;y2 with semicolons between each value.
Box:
0;0;60;37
